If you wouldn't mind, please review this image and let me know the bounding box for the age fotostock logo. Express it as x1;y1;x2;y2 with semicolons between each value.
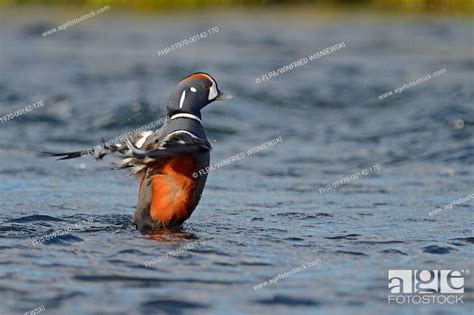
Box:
388;270;467;304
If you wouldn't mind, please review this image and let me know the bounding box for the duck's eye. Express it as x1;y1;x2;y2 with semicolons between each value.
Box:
190;87;197;92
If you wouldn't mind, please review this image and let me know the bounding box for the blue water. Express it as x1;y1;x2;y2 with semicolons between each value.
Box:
0;7;473;315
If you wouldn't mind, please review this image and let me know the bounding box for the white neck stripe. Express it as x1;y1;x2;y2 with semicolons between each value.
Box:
170;113;202;124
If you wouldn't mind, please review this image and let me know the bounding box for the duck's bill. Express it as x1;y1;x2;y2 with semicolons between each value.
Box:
216;91;234;100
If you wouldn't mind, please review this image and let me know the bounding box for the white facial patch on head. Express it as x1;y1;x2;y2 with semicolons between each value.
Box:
190;87;197;92
208;77;218;100
179;90;186;108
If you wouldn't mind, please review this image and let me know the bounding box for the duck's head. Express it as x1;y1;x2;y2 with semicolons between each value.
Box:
167;72;233;117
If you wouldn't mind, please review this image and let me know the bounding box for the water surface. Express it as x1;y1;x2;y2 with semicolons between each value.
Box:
0;7;473;315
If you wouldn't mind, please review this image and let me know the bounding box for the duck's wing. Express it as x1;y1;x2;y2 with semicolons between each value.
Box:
42;131;154;161
119;130;211;175
127;131;211;159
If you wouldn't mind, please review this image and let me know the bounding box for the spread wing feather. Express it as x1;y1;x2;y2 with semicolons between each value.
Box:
42;132;151;161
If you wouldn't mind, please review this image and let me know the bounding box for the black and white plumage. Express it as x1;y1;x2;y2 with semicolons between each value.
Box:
45;72;232;233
